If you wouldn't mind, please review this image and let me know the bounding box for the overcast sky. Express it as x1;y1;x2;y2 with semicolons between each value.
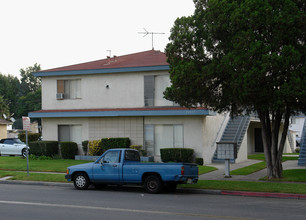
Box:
0;0;195;77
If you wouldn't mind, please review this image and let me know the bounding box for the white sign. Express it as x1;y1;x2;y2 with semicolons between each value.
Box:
22;116;31;131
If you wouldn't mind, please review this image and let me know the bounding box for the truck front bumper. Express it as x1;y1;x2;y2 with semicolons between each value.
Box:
65;174;72;181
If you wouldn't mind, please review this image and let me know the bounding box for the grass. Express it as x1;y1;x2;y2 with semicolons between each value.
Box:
0;156;90;173
230;153;300;175
0;170;67;182
198;165;217;175
248;153;299;161
260;169;306;182
230;162;266;175
181;180;306;194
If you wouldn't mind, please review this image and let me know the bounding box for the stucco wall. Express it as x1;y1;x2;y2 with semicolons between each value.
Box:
202;113;229;164
41;71;169;110
88;117;144;145
247;120;292;155
0;125;7;139
145;115;205;160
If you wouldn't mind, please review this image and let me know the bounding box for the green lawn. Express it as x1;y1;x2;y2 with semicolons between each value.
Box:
180;180;306;194
248;153;299;161
0;156;90;173
230;162;266;175
0;170;67;182
198;165;217;175
260;169;306;182
230;153;300;175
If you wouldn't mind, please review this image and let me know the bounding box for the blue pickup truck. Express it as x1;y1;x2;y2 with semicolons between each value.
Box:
65;148;198;193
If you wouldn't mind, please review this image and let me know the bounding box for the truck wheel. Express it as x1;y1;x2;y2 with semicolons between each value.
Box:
74;173;89;190
144;175;162;194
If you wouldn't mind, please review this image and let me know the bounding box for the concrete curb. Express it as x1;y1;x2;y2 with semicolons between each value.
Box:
1;179;305;199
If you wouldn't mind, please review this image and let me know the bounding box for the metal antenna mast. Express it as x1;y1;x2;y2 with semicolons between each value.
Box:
138;28;165;50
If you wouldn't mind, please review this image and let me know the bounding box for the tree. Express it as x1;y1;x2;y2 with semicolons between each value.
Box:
20;63;41;96
165;0;305;179
0;95;10;119
16;88;41;118
0;73;20;116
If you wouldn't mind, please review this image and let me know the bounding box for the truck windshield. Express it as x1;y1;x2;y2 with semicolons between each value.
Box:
124;150;140;161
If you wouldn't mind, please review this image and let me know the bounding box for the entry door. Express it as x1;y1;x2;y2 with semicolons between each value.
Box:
255;128;264;152
92;150;121;183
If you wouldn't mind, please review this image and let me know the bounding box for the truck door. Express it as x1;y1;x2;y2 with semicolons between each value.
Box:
92;150;121;183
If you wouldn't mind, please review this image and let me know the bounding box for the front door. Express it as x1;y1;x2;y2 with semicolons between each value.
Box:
255;128;264;152
92;150;121;183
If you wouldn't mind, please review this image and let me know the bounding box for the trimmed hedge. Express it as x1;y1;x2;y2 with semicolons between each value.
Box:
61;142;78;159
29;141;59;157
18;132;41;143
196;158;204;165
160;148;194;163
100;138;130;151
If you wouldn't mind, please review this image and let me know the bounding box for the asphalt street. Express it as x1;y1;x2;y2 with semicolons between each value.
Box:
0;184;305;220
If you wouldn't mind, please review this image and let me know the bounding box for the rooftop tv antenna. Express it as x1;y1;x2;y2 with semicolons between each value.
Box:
138;28;165;50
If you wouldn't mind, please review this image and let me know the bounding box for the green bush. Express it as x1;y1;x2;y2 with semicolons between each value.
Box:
88;140;103;156
160;148;194;163
18;132;41;143
29;141;59;157
61;142;78;159
100;138;130;151
29;155;52;160
196;158;204;165
82;140;89;155
130;145;142;151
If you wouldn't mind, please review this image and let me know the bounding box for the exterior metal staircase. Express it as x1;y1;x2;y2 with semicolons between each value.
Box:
212;115;250;163
298;119;306;166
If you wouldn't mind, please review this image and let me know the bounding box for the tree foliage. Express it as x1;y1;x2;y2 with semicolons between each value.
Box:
0;64;42;122
0;95;10;119
0;73;20;115
165;0;305;179
20;63;41;96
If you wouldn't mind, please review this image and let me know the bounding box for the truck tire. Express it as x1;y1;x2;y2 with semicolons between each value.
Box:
144;175;162;194
73;173;90;190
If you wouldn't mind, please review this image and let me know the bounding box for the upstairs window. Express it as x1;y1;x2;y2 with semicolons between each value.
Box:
57;79;81;99
144;75;178;107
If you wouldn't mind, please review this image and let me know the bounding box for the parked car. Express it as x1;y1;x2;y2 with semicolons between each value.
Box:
0;138;28;157
65;148;198;193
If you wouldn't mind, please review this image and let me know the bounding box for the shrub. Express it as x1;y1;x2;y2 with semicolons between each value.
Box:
29;155;52;160
196;158;204;165
61;142;78;159
29;141;59;157
88;140;102;156
130;145;142;151
100;138;130;151
82;140;89;155
160;148;194;163
18;132;41;143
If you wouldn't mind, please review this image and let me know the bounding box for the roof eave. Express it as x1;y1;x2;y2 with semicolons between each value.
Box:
33;65;170;77
28;109;216;118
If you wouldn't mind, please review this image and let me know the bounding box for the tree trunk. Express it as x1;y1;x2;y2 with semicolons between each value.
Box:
258;107;290;179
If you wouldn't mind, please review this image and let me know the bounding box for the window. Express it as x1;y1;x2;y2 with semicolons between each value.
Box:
57;79;81;99
144;75;178;107
144;124;184;156
58;125;82;145
125;150;140;161
102;151;120;163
